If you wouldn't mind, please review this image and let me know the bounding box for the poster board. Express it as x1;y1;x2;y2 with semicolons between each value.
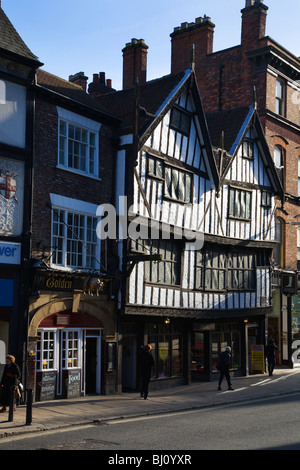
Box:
251;345;265;373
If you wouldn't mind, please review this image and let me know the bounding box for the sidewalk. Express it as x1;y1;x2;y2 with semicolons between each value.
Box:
1;368;300;439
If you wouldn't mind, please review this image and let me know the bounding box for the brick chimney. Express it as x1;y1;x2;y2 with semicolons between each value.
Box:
88;72;115;97
241;0;268;47
170;16;215;75
69;72;88;92
122;38;148;90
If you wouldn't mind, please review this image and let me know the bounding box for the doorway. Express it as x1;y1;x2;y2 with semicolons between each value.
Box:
85;336;101;394
122;335;137;390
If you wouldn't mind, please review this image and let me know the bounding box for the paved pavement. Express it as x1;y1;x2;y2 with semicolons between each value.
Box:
1;368;300;439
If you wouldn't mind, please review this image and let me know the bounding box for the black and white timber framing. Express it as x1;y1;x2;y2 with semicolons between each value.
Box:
114;69;283;321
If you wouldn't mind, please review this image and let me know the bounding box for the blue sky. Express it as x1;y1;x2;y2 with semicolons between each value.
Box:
3;0;300;91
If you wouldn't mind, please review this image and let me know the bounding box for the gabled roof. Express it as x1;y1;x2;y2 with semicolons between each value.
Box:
95;71;189;134
0;7;41;66
96;69;219;188
206;105;284;198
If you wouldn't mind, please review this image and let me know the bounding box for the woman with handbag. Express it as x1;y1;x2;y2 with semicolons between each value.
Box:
0;355;21;412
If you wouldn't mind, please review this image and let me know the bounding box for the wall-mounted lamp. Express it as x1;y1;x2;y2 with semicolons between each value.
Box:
164;318;170;325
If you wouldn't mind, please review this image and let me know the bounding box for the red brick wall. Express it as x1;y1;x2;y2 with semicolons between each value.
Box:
32;97;116;261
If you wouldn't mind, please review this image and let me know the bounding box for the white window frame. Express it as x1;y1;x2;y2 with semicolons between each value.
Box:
50;194;101;271
275;79;285;116
57;107;101;179
61;329;82;370
36;329;59;372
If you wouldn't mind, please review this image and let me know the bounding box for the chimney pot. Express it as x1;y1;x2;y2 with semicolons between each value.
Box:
99;72;106;84
69;71;88;92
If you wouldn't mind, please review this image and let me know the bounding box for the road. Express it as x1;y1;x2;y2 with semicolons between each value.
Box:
0;392;299;452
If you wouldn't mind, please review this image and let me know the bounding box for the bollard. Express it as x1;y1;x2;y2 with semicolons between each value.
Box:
8;385;15;422
26;389;32;425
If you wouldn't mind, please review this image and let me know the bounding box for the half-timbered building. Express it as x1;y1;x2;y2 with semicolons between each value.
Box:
97;64;283;389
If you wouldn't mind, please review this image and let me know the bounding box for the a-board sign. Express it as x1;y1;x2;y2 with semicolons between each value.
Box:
39;371;56;401
67;369;81;398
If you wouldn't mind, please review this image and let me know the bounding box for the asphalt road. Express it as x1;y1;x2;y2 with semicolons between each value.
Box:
1;392;299;452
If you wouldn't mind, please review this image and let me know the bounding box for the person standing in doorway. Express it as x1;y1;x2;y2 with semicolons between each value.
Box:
0;355;21;412
140;344;155;400
217;346;234;391
265;339;278;376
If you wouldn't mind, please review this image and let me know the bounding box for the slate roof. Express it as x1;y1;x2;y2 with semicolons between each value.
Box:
95;71;188;132
36;69;121;124
0;7;40;64
206;106;252;154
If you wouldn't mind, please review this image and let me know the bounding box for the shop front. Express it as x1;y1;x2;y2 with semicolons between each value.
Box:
191;315;267;381
35;312;103;400
121;317;190;392
28;269;119;400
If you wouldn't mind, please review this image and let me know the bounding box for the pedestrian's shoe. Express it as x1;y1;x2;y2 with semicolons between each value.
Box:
228;386;234;390
0;407;6;412
218;385;222;390
144;395;148;400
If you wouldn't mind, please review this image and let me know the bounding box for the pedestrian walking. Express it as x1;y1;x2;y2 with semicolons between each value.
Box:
140;344;155;400
265;339;278;376
0;355;21;412
217;346;234;391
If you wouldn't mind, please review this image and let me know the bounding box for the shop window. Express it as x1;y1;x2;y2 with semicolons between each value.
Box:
146;323;183;378
191;332;204;376
211;325;240;371
37;330;57;371
62;330;80;368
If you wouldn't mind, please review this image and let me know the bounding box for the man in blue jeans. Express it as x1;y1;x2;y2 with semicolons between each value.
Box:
217;346;234;391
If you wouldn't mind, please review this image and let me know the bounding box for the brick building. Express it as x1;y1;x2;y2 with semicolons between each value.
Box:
27;69;124;400
170;0;300;365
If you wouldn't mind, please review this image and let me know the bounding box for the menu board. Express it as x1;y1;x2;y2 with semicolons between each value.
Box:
39;371;56;401
67;369;81;398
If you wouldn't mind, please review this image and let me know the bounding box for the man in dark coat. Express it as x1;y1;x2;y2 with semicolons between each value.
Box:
217;346;234;391
140;344;155;400
0;355;21;412
265;339;278;376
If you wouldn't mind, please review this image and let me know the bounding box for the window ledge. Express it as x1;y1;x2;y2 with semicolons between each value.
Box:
56;165;102;182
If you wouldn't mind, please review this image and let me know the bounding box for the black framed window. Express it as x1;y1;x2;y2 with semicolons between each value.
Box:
144;239;181;286
195;248;258;291
261;191;271;208
229;187;251;220
227;252;255;290
170;107;191;135
164;166;192;203
242;140;254;159
205;251;226;291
